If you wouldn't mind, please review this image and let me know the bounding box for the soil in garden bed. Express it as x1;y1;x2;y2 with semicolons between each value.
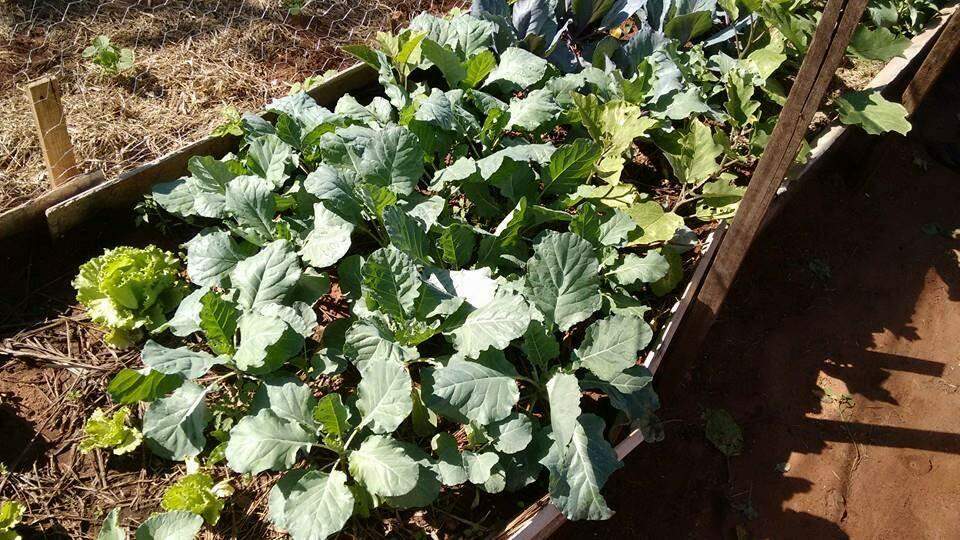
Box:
556;57;960;539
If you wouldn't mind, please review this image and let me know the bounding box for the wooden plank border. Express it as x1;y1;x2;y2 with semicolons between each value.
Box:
0;170;106;238
39;63;377;237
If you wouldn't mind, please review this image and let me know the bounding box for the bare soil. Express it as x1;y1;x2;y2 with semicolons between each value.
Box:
557;58;960;539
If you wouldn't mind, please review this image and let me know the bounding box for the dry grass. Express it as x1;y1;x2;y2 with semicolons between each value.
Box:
0;0;451;211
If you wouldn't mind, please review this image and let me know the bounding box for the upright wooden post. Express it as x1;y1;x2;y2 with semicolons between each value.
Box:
25;76;79;188
901;10;960;113
668;0;871;362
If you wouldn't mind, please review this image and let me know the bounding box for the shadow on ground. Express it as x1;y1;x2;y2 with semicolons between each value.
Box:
557;55;960;540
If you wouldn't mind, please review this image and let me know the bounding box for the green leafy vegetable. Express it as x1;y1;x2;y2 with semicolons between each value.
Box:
74;246;185;348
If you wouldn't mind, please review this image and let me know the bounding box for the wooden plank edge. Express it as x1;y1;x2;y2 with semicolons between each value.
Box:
0;170;106;239
44;63;377;237
495;224;729;540
761;2;958;230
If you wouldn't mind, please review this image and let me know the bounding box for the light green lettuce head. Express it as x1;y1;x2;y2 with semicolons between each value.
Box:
73;245;185;348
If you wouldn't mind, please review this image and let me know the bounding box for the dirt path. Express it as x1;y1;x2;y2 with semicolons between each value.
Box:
557;62;960;539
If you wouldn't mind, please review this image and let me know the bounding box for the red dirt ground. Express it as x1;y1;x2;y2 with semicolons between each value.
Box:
558;62;960;539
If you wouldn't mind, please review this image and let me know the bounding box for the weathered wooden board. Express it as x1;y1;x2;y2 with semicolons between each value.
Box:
902;9;960;112
43;63;377;237
0;170;105;239
25;77;80;187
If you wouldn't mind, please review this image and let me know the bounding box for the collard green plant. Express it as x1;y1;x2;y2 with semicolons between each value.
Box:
73;0;939;535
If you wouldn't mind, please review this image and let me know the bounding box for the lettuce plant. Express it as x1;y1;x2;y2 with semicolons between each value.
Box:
73;246;185;348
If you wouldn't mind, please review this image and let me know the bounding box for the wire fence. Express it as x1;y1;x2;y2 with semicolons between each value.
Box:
0;0;460;211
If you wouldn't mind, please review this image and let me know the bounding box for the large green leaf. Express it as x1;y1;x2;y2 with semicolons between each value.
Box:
107;368;182;405
230;240;302;310
569;206;637;248
542;139;601;197
303;165;363;223
546;372;581;447
97;508;124;540
344;318;419;370
526;231;602;331
581;366;658;421
251;376;318;429
313;394;352;442
508;89;561;131
247;134;293;187
606;251;670;286
485;47;549;92
184;229;254;287
361;246;420;322
234;311;303;374
134;511;203;540
663;118;722;184
431;432;468;486
449;293;532;359
488;412;534;454
349;435;420;497
624;201;684;246
141;340;220;379
301;203;354;269
431;351;519;425
358;126;425;196
420;267;498;318
225;409;315;474
835;90;911;135
383;206;432;265
848;26;910;61
224;175;276;242
143;382;210;461
544;414;622;520
521;321;559;371
421;38;466;87
573;314;652;380
198;290;239;355
356;357;414;434
277;470;354;540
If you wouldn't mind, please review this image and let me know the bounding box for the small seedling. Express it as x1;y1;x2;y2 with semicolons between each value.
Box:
83;35;135;75
211;106;244;138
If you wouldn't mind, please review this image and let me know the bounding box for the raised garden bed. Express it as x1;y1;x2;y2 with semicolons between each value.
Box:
1;0;955;538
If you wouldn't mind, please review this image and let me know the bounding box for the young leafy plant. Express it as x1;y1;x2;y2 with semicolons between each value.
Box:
0;501;24;540
79;407;143;455
83;35;135;75
73;246;186;348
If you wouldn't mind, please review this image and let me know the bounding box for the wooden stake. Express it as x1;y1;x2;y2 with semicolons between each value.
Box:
902;9;960;113
667;0;871;363
25;76;79;188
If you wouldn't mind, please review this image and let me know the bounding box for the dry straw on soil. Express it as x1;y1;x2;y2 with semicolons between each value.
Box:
0;0;454;212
